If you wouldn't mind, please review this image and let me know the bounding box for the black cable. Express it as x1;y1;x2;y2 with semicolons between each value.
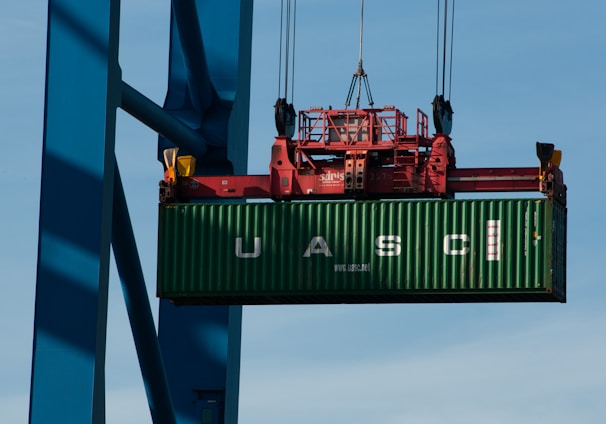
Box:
435;0;440;95
442;0;448;96
291;0;297;103
284;0;290;100
278;0;284;98
448;0;455;100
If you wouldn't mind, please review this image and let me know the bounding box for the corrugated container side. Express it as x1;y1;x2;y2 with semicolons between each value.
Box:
157;199;566;304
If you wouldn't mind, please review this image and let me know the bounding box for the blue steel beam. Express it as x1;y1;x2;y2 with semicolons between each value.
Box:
158;1;253;423
111;161;176;424
121;81;208;158
29;0;121;422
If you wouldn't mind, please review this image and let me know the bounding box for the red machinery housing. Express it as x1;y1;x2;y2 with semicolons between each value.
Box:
270;106;453;200
160;106;565;204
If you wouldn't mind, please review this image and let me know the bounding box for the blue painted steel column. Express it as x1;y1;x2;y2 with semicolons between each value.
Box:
159;306;243;424
159;0;253;174
158;1;253;423
29;0;121;422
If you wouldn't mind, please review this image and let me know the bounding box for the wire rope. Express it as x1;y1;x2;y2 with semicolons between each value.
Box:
277;0;284;98
290;0;297;103
284;0;290;100
448;0;455;100
274;0;297;137
433;0;455;135
435;0;455;100
435;0;441;95
359;0;365;68
442;0;448;96
345;0;373;109
356;0;365;109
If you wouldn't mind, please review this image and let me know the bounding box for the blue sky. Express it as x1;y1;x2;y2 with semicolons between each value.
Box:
2;0;605;422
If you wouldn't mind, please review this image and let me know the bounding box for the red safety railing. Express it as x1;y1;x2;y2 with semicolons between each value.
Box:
416;109;429;139
297;107;408;149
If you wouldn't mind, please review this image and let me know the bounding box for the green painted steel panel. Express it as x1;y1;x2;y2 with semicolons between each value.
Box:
157;199;566;304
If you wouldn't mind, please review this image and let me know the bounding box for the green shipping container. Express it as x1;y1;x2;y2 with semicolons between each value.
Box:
157;199;566;304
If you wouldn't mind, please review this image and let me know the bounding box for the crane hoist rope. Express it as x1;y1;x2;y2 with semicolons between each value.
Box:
433;0;455;135
275;0;297;138
345;0;374;109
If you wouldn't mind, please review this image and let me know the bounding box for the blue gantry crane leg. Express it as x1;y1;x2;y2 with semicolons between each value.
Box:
29;0;121;421
157;1;253;423
30;0;253;422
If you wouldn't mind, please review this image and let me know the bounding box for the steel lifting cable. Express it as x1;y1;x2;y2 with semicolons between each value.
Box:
277;0;284;99
448;0;455;100
345;0;374;109
442;0;448;96
277;0;297;102
284;0;290;100
435;0;441;96
433;0;455;135
291;0;297;103
356;0;365;107
275;0;297;137
435;0;455;100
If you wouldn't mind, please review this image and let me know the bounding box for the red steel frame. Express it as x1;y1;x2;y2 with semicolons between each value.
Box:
160;107;566;205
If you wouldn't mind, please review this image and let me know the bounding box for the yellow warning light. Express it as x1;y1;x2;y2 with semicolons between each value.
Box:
177;155;197;177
